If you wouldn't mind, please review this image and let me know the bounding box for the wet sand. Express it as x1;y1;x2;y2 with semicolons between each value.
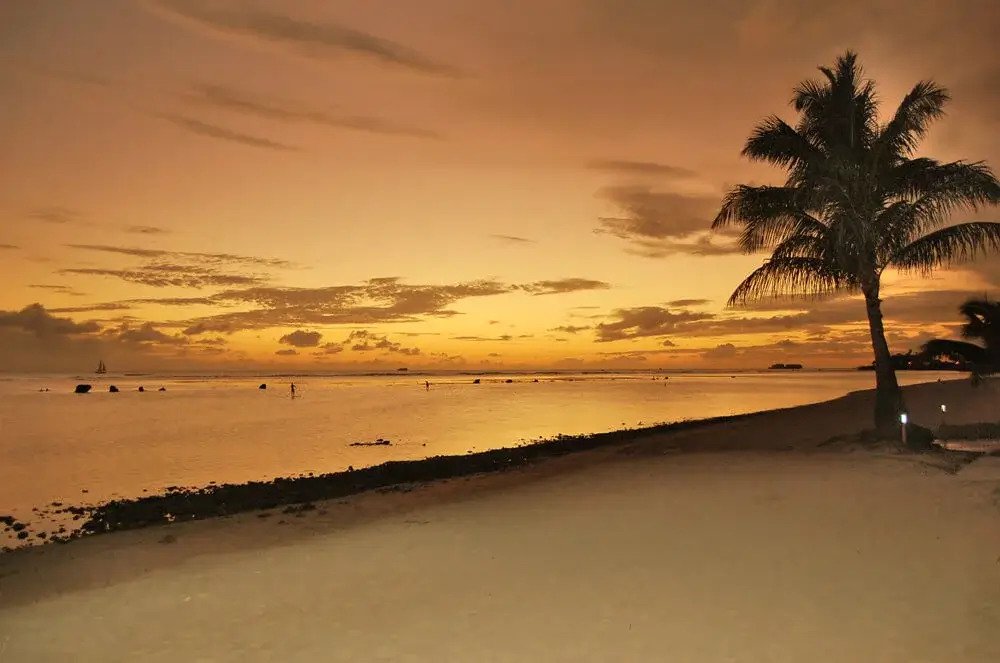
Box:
1;379;998;662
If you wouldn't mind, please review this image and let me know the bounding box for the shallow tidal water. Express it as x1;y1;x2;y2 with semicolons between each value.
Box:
0;370;953;545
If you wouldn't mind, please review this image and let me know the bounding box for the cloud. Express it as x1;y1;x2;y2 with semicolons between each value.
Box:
174;276;606;334
60;266;264;289
586;160;694;178
0;305;231;371
0;244;18;250
595;306;714;342
157;113;298;151
275;348;298;356
185;84;441;139
451;335;513;341
114;322;187;345
594;186;738;257
65;243;293;267
345;329;420;355
27;206;80;224
665;298;711;307
148;0;460;77
548;325;589;334
519;278;610;295
28;284;85;296
60;244;293;290
48;303;132;313
3;58;113;88
314;342;344;355
701;342;738;360
279;329;322;347
0;303;100;336
490;234;535;244
125;225;169;235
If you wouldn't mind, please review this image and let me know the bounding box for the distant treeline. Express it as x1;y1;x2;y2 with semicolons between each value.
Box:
856;350;966;372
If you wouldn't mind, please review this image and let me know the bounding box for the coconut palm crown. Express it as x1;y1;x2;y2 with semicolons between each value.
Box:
712;52;1000;429
922;297;1000;372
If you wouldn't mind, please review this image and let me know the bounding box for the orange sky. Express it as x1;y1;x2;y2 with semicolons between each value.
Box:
1;0;997;372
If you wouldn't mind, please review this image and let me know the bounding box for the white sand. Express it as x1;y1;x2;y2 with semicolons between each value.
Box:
1;379;998;662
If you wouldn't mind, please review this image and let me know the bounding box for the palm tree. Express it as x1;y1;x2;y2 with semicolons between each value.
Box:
713;52;1000;431
922;298;1000;372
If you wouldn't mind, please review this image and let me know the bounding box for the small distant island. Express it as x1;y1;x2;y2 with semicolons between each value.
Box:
768;363;803;370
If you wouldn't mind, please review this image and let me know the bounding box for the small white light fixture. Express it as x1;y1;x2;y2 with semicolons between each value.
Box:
900;413;908;424
940;404;947;413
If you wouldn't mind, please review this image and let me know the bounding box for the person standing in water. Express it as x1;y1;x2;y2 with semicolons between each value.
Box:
290;382;297;398
425;380;430;390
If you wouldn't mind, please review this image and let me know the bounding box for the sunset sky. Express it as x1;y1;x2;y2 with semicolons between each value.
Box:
1;0;997;372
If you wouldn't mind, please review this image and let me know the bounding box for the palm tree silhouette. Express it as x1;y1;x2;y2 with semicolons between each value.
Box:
713;52;1000;430
922;298;999;373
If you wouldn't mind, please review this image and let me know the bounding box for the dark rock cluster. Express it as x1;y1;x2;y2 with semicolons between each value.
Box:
349;439;392;447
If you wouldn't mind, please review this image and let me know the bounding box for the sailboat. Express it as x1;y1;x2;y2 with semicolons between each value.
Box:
96;360;107;375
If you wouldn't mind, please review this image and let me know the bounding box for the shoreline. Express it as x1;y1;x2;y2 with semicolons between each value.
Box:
2;377;996;550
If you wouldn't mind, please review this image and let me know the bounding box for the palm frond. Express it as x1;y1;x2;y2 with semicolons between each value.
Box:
958;298;1000;347
770;233;827;260
889;222;1000;273
727;257;855;306
920;339;987;364
886;159;1000;207
713;185;828;253
741;116;822;170
875;81;949;159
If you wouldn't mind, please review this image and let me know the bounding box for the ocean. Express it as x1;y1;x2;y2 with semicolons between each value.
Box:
0;369;954;546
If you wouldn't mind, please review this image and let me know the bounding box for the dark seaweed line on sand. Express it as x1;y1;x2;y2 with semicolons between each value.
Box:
80;411;778;537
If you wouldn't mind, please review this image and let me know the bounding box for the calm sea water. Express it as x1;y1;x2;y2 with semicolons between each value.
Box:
0;370;952;544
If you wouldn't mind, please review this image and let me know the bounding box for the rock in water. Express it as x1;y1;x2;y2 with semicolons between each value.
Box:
158;387;166;392
138;386;145;392
109;385;119;393
74;384;92;394
259;383;267;390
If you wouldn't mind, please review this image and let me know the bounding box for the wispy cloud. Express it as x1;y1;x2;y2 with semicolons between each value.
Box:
2;59;112;88
157;113;298;151
490;234;536;244
27;206;81;224
186;84;442;139
595;185;738;258
60;266;264;289
587;160;695;178
29;284;86;297
595;307;714;342
519;278;610;296
0;244;19;250
125;225;170;235
65;244;293;268
665;298;711;307
147;0;461;77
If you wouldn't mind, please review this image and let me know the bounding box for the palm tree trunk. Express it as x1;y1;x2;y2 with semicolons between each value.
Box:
863;291;904;432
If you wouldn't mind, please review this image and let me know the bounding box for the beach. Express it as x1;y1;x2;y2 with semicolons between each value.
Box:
1;378;999;662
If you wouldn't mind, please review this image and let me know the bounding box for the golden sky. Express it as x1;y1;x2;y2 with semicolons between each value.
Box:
1;0;997;372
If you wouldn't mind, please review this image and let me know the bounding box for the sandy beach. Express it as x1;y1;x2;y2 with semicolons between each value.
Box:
1;379;999;662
